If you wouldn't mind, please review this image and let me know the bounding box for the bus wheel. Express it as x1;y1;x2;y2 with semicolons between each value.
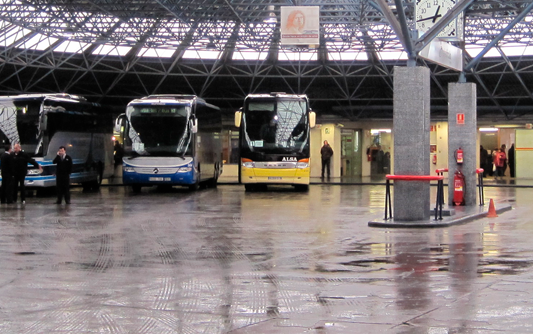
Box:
132;185;142;193
188;182;199;191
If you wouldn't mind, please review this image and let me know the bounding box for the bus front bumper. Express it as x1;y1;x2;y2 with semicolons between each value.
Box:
122;172;196;185
241;167;310;185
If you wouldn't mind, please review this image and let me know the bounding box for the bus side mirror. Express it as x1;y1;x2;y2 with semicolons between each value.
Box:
191;117;198;133
234;111;242;128
114;113;126;133
309;111;316;128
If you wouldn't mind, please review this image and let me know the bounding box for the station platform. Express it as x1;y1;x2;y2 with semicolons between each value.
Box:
0;182;532;333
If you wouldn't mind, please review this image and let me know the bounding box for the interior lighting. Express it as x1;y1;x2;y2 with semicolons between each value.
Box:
370;129;392;135
479;127;499;132
264;6;277;24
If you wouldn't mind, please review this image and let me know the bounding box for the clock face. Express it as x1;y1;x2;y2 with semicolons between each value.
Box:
415;0;463;40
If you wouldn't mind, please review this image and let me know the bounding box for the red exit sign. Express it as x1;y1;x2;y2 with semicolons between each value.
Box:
456;113;465;125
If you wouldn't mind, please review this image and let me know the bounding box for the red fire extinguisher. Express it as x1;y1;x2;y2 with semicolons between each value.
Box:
453;170;465;206
455;148;464;164
432;153;437;165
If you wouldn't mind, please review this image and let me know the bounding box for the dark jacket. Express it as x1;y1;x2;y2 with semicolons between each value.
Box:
320;144;333;160
1;151;14;176
53;154;73;177
12;151;39;177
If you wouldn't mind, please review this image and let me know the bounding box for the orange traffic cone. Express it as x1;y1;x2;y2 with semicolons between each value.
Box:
487;198;498;218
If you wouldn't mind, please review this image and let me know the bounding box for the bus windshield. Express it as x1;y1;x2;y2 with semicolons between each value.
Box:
126;104;192;157
242;99;309;154
0;99;40;156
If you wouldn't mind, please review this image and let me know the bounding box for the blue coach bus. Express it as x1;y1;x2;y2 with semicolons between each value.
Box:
115;95;223;192
0;94;114;190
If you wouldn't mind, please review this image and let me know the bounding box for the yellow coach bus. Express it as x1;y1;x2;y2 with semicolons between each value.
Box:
235;93;316;191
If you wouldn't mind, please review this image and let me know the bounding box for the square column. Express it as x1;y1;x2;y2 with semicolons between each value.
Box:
448;83;477;206
393;66;431;221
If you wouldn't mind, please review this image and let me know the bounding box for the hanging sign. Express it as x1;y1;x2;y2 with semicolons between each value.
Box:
280;6;320;45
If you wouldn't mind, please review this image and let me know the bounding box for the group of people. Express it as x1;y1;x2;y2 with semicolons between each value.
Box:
480;143;515;179
1;144;73;205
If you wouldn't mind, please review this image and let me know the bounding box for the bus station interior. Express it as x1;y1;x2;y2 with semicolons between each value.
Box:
4;1;533;332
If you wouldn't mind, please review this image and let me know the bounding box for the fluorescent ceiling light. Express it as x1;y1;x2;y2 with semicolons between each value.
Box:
479;127;499;132
370;129;391;134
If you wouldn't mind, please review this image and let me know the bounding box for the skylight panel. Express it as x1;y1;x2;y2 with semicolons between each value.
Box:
92;44;131;56
54;40;90;53
378;51;408;61
16;34;58;50
278;50;317;61
138;48;175;58
465;43;500;58
0;25;31;47
329;51;368;61
498;42;533;57
182;50;222;59
232;50;268;61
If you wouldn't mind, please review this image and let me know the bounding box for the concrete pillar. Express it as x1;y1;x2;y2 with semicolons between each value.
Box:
448;82;477;206
393;66;431;221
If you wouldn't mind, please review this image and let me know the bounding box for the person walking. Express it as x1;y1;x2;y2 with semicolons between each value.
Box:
12;143;41;204
500;144;507;176
320;140;333;179
1;144;14;204
53;146;73;204
494;148;506;179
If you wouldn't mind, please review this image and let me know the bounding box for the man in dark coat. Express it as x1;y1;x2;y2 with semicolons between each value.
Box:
12;143;41;204
1;144;14;204
320;140;334;179
53;145;73;204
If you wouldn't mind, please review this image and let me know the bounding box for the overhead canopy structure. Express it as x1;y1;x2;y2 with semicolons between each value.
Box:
1;0;533;120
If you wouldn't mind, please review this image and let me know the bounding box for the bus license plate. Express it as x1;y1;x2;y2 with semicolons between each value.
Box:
268;177;282;180
149;177;171;181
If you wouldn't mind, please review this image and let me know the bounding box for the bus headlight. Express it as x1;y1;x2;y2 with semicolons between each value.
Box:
27;169;43;175
243;161;255;168
124;166;135;172
178;162;193;173
296;159;309;169
241;158;254;168
296;161;309;169
177;166;192;173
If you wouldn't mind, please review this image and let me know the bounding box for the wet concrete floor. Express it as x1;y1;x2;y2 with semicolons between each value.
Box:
0;184;530;333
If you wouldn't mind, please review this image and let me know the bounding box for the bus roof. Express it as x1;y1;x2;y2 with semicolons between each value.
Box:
128;94;220;110
0;93;88;103
245;93;308;100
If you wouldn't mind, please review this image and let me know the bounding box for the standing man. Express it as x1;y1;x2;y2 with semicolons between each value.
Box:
1;144;14;204
320;140;333;179
53;146;72;204
12;143;41;204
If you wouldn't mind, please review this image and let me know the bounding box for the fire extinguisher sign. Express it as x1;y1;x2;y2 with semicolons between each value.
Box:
456;113;465;125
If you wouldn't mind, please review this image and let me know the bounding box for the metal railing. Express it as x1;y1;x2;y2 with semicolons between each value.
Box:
384;174;445;221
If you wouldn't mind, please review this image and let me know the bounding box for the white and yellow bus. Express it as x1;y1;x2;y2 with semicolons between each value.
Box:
235;93;316;191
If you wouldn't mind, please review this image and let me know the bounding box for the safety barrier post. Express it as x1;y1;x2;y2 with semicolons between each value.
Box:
385;178;392;220
385;175;444;221
476;168;484;206
435;168;448;206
